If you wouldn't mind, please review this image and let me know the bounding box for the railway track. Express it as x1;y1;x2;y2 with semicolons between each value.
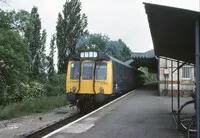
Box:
21;113;84;138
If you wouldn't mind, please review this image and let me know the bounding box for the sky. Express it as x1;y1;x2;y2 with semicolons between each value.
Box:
1;0;199;53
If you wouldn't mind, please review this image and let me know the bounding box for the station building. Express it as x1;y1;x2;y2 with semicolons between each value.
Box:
131;50;195;97
158;57;195;96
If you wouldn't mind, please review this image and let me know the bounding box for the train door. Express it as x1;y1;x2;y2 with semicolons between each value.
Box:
79;61;94;94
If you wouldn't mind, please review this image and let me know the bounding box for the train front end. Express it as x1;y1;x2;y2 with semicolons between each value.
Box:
66;51;113;111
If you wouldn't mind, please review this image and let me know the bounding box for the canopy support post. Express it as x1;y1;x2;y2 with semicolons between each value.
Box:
171;60;175;113
195;18;200;138
177;60;180;130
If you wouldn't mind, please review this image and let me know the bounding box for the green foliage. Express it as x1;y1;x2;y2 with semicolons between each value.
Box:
0;7;48;105
47;34;56;77
77;33;109;51
45;74;66;96
106;39;131;61
0;10;12;29
0;28;31;105
30;6;41;76
9;10;32;37
77;34;131;61
56;13;65;74
6;81;46;103
0;95;68;120
0;7;68;120
0;9;33;39
29;6;47;79
56;0;88;73
39;29;47;81
139;67;157;83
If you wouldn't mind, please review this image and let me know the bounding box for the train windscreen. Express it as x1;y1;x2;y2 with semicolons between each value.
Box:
96;62;107;80
70;62;80;80
82;62;94;80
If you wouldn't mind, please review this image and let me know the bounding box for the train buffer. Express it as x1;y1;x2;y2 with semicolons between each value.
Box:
43;83;180;138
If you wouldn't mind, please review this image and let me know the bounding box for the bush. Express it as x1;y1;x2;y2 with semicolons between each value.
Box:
45;74;66;96
139;67;157;84
0;95;68;120
0;73;68;120
2;74;66;105
6;81;46;103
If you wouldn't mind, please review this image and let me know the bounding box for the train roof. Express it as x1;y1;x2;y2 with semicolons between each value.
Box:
69;51;139;70
107;55;134;69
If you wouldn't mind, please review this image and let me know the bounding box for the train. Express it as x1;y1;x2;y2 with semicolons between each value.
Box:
66;50;144;112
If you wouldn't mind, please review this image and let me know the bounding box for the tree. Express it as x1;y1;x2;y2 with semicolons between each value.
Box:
47;35;56;77
0;9;33;44
39;29;47;80
0;29;31;104
117;39;131;61
106;39;131;61
56;13;65;74
9;10;32;37
56;0;88;73
76;33;109;51
0;9;33;104
36;29;47;81
0;10;12;29
76;34;132;61
29;6;42;76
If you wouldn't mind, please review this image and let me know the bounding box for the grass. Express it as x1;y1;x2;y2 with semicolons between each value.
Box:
0;95;69;120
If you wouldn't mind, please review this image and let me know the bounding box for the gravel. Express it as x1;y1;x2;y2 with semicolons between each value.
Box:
0;105;79;138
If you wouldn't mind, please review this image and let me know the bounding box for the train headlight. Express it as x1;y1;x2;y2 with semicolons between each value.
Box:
99;87;104;93
72;86;76;92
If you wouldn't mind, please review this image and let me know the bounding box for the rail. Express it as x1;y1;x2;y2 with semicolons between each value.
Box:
20;113;84;138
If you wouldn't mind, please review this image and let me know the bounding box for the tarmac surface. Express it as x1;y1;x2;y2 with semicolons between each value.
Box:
46;84;181;138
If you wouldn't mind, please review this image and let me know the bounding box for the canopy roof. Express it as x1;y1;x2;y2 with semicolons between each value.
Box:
131;50;158;73
144;3;199;64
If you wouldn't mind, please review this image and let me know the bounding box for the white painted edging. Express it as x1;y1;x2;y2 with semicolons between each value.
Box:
43;90;135;138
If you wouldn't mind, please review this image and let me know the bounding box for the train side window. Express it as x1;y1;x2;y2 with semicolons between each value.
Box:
96;62;107;80
70;62;80;80
82;62;94;80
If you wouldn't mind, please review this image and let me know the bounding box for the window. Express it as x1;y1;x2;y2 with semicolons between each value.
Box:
80;52;98;58
182;65;191;79
96;62;107;80
70;62;80;80
82;62;94;80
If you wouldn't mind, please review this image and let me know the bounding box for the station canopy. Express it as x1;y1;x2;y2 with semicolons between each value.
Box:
144;3;199;64
131;49;158;73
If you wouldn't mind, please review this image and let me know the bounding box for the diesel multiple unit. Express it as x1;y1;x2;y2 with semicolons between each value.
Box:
66;51;143;112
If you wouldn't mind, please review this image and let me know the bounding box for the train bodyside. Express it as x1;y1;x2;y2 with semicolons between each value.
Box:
111;57;138;94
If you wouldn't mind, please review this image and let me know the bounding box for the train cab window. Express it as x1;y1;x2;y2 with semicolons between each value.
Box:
82;62;94;80
70;62;80;80
96;62;107;80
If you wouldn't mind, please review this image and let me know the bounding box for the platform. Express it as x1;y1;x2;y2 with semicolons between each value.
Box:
44;84;180;138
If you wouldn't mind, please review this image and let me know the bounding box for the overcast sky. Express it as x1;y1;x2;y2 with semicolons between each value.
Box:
1;0;199;53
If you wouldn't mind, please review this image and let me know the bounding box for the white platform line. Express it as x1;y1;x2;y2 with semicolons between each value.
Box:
43;90;135;138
